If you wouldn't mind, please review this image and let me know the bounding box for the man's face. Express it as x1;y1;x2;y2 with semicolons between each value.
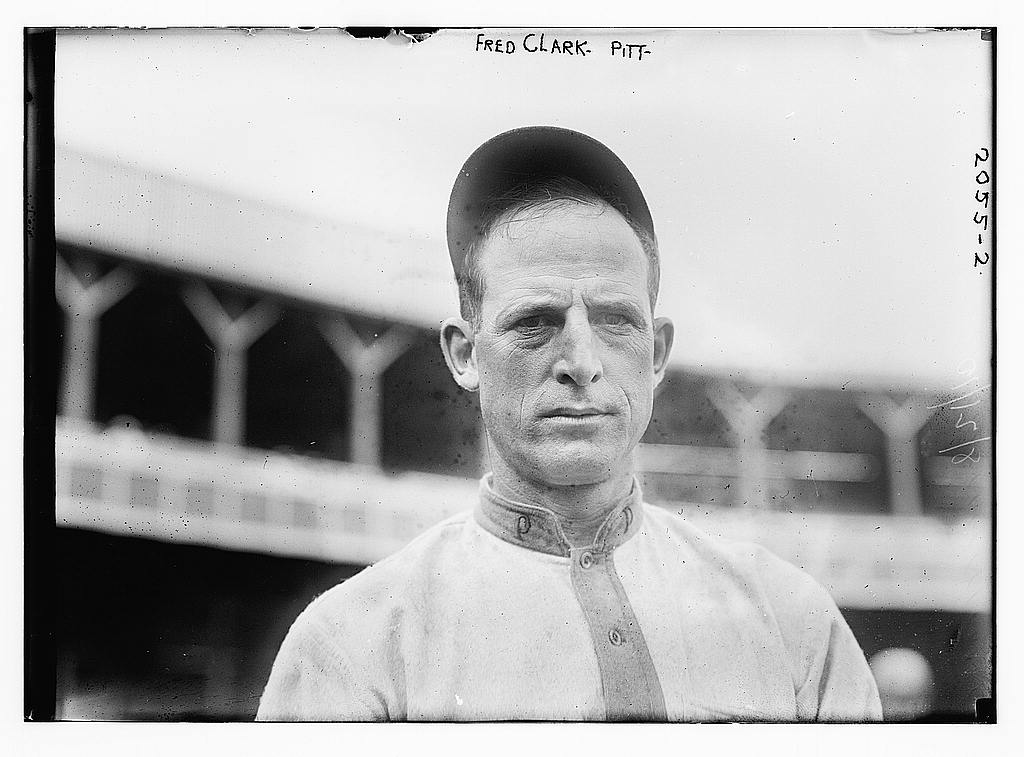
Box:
470;200;670;487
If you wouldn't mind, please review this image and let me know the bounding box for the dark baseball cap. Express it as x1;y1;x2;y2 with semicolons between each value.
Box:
446;126;655;275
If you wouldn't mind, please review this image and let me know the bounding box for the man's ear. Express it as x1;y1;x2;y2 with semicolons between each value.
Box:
652;316;675;389
440;317;480;392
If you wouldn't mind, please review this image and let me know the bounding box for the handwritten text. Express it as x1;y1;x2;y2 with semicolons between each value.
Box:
971;147;992;269
474;33;650;62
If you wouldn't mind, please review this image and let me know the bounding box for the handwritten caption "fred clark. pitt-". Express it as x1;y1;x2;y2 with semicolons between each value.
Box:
475;33;651;61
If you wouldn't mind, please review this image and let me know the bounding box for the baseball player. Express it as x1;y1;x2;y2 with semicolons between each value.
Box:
257;126;882;722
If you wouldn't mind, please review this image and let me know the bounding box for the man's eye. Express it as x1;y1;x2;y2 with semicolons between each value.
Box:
515;315;555;330
596;313;631;327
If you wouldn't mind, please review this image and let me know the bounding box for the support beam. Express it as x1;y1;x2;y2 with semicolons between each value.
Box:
55;255;136;419
319;316;416;467
857;394;934;516
705;381;790;509
182;283;279;445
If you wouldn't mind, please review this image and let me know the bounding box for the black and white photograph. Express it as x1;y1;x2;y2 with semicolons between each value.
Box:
23;22;998;735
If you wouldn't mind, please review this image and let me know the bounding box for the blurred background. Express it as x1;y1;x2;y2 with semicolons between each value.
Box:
50;27;991;721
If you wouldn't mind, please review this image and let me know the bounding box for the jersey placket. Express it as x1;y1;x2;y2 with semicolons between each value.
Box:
569;521;667;721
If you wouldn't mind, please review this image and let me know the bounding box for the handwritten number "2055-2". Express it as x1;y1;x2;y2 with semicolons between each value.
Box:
974;149;990;267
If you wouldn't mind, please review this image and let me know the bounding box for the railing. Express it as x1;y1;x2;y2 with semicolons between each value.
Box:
637;442;990;514
56;417;475;566
639;443;882;482
56;417;989;612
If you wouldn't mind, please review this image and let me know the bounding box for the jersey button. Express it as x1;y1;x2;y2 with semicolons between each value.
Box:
608;628;624;646
579;551;594;569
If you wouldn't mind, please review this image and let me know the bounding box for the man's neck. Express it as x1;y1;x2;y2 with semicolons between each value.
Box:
488;458;635;548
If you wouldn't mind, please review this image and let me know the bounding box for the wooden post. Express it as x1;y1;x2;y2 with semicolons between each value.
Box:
182;283;279;445
319;316;416;467
705;380;790;509
55;255;136;420
857;394;934;515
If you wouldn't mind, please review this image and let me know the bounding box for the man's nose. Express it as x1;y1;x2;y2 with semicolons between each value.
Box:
553;315;603;386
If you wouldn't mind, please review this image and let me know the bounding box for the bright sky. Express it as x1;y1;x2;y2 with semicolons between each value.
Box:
54;27;992;391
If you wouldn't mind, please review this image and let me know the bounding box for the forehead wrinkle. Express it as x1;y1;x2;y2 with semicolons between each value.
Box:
487;256;644;284
493;289;571;319
496;238;642;270
495;279;640;304
580;287;648;310
488;276;647;317
490;272;639;292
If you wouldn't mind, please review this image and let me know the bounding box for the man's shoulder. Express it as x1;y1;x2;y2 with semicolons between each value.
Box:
293;509;476;629
640;502;837;612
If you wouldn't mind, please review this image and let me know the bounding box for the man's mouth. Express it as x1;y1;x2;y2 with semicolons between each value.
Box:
542;406;610;418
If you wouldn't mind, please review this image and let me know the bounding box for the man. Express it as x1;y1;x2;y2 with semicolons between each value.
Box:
257;126;882;722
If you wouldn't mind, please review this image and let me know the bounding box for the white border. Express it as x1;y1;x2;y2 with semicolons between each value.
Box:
4;2;1018;756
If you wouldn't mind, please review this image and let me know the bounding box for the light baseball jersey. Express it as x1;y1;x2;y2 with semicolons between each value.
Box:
257;477;881;721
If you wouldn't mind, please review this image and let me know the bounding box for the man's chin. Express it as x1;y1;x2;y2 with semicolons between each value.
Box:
521;447;628;487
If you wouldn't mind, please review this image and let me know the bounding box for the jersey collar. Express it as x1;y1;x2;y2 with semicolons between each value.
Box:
474;474;644;557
